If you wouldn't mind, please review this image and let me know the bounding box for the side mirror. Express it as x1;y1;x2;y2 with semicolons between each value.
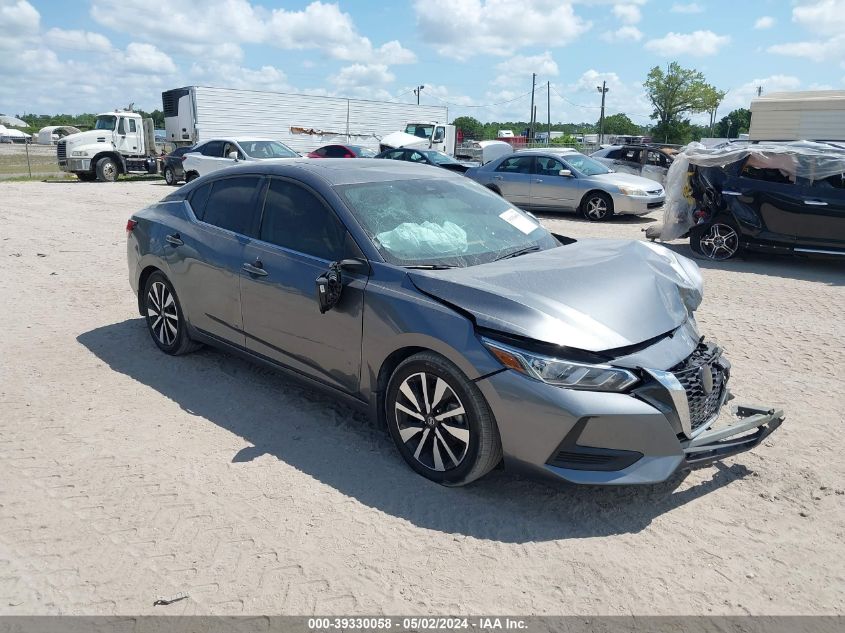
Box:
559;169;573;177
228;151;239;161
315;259;368;313
316;264;342;314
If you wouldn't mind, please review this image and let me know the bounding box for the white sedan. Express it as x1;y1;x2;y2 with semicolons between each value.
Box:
182;138;299;180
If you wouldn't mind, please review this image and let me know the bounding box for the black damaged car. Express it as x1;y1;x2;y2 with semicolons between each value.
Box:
687;142;845;260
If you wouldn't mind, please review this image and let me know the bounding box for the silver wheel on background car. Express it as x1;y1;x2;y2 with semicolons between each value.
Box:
393;372;470;472
584;193;612;221
146;281;179;346
698;223;739;260
164;167;175;185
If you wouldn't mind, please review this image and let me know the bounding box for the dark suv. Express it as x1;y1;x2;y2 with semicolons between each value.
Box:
688;145;845;260
161;146;195;186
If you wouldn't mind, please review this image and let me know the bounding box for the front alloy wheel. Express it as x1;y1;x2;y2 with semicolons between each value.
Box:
694;222;741;260
394;372;470;472
582;192;613;221
386;352;502;486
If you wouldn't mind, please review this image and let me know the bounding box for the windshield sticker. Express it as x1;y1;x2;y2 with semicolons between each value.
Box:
499;208;538;235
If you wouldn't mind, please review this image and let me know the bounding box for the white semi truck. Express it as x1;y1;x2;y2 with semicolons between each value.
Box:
162;86;451;155
57;110;159;182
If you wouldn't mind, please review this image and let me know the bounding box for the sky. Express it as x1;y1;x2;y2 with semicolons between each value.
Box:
1;0;843;126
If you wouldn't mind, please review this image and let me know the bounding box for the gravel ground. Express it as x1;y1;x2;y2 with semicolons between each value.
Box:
0;180;843;616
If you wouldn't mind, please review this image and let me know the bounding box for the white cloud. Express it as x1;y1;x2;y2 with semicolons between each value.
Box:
601;26;643;42
413;0;591;60
670;2;704;13
612;3;641;24
767;1;845;62
721;75;802;112
190;61;291;93
45;28;112;52
0;0;38;34
754;16;775;30
330;63;395;91
645;30;730;57
493;52;559;85
90;0;415;64
121;42;177;74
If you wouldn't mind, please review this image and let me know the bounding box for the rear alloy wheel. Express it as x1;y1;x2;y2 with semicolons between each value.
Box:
582;192;613;221
96;157;118;182
142;272;200;355
386;352;502;486
691;222;741;260
164;166;177;186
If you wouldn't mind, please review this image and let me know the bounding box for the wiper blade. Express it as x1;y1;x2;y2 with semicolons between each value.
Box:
403;264;459;270
493;245;541;262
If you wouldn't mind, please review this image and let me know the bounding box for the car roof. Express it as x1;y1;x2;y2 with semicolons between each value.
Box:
203;158;465;186
200;137;281;143
509;150;582;158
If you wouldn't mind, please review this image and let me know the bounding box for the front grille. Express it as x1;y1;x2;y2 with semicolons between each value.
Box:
647;201;664;209
57;140;67;161
671;344;728;432
647;189;662;195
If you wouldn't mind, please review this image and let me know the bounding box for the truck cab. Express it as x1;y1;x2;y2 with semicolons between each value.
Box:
379;121;457;155
57;110;158;182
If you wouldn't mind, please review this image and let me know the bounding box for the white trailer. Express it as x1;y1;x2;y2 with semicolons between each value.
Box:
750;90;845;141
162;86;449;154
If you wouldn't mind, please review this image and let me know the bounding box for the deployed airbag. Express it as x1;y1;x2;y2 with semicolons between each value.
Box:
376;221;468;258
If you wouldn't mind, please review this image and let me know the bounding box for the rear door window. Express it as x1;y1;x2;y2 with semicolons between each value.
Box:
383;150;404;160
202;176;262;235
188;182;212;220
258;179;346;260
741;154;798;185
495;156;534;174
201;140;224;157
324;145;348;158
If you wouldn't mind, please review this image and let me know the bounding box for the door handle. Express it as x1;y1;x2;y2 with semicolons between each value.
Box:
532;178;543;183
804;200;828;206
242;260;268;276
493;175;503;181
166;233;183;246
721;190;742;196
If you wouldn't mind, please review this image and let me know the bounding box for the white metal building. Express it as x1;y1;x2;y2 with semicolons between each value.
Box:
750;90;845;141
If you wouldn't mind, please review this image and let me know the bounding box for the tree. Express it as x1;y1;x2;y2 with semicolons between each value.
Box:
451;116;484;140
597;113;641;136
644;62;725;143
715;108;751;138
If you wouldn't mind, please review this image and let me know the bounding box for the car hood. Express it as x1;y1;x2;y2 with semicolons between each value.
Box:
591;171;663;190
407;239;699;353
380;131;431;150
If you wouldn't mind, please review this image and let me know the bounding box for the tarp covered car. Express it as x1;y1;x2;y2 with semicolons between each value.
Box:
649;141;845;259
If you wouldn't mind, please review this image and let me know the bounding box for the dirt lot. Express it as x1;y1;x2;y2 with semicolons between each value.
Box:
0;180;843;616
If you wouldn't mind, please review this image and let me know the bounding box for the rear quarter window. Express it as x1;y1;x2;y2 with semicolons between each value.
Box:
188;182;212;220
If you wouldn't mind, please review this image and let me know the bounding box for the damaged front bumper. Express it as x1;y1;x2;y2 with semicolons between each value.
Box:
681;404;785;468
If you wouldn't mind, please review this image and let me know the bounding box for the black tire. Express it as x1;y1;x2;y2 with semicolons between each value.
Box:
96;157;119;182
164;166;177;186
690;220;742;261
580;191;613;221
185;171;199;183
142;272;201;355
76;172;96;182
385;352;502;486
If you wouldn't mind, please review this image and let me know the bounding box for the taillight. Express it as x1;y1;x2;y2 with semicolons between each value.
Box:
126;219;138;233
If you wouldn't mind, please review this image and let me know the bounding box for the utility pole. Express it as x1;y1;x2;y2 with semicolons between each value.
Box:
597;80;609;145
547;81;551;144
529;72;536;143
414;85;425;105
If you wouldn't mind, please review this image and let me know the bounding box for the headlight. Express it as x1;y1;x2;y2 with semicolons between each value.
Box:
482;339;639;392
71;150;88;157
618;185;648;196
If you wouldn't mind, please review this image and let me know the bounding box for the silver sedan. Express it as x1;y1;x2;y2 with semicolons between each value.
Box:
465;150;665;221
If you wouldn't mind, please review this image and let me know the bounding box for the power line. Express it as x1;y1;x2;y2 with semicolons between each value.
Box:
423;88;536;109
548;84;653;120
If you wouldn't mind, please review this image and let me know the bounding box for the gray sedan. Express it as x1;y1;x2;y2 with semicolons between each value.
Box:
466;150;666;221
127;159;781;486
